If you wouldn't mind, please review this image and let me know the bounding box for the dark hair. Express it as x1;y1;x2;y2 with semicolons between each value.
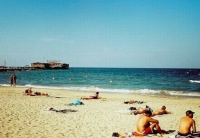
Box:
96;92;99;94
186;110;195;115
145;110;152;116
25;89;28;93
162;105;166;109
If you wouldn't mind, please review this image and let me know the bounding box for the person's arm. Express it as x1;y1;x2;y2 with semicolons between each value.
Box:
93;93;99;99
147;117;159;124
165;110;171;114
192;120;196;132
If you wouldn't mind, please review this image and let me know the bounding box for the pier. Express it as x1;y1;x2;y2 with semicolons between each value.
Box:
0;60;69;72
0;66;38;72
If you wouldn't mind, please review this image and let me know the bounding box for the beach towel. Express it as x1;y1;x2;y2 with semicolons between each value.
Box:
174;135;193;138
173;134;200;138
173;132;200;138
112;131;155;137
66;100;84;106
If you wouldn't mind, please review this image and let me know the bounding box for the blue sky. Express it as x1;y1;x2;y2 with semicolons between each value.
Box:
0;0;200;68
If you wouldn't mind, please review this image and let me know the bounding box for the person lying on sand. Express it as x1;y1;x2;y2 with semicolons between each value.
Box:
132;105;152;115
133;110;167;136
124;100;145;104
81;92;99;100
151;105;171;116
133;105;171;116
177;110;200;137
25;88;49;96
47;107;77;114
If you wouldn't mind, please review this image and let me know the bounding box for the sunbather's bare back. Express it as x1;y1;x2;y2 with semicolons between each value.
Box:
178;116;195;134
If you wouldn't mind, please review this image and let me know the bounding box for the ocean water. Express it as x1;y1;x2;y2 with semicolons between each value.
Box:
0;68;200;97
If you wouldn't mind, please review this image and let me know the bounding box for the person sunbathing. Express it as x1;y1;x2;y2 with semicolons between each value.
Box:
151;105;171;116
47;107;77;113
25;88;33;95
134;110;167;136
132;105;152;115
124;100;145;104
133;105;171;116
81;92;99;100
25;88;49;96
177;110;200;137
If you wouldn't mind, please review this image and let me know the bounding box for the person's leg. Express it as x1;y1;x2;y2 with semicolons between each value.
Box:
41;93;48;96
133;109;144;115
150;123;156;132
10;80;13;86
154;124;165;134
81;97;90;100
133;110;139;115
13;80;16;86
142;124;155;135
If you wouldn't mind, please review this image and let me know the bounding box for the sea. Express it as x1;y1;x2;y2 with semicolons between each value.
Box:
0;68;200;97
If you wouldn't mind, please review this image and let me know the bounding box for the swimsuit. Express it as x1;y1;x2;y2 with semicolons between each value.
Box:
134;126;153;136
177;132;199;137
142;126;153;135
90;96;98;99
34;92;40;95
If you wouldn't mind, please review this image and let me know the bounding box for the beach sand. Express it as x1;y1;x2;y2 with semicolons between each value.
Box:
0;86;199;138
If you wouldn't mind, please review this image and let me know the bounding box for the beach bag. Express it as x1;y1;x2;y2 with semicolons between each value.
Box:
129;107;137;110
112;132;120;137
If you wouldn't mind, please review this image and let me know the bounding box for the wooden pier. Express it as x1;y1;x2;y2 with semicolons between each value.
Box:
0;66;38;72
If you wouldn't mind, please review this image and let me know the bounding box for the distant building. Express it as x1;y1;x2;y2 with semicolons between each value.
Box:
31;62;48;68
31;61;69;69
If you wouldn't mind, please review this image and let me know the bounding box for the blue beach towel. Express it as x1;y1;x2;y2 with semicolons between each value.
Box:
66;100;84;106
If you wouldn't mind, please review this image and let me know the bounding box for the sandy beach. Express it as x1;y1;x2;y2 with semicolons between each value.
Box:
0;86;199;138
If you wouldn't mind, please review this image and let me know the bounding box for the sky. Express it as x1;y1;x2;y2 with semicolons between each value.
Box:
0;0;200;68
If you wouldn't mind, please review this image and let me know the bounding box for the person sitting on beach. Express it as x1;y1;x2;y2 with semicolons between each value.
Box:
151;105;171;116
134;110;167;136
132;105;152;115
81;92;99;100
25;88;49;96
177;110;200;137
